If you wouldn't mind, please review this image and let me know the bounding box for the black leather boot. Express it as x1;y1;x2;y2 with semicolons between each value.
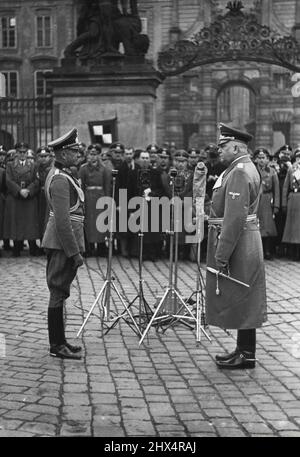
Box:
215;348;239;362
216;350;256;369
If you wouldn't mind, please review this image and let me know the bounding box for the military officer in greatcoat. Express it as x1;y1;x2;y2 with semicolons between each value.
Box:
4;142;40;257
79;143;111;257
255;147;280;260
42;128;85;360
0;148;6;256
282;147;300;260
36;147;52;241
206;123;267;369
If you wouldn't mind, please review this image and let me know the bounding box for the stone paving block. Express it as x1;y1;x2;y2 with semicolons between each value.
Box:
123;420;156;436
148;402;177;416
17;421;56;436
241;422;274;434
93;425;125;437
60;422;91;436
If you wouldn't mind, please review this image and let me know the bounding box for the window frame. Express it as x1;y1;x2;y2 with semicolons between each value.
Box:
0;15;17;49
1;70;18;97
34;69;53;98
36;14;52;48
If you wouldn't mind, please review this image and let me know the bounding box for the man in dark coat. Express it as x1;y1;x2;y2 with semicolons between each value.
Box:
4;142;40;257
42;128;85;360
206;123;267;369
36;147;52;241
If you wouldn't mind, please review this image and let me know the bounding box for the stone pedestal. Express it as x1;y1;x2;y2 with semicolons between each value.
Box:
48;58;164;147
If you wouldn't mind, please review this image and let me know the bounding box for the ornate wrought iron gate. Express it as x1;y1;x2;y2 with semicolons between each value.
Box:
0;97;53;151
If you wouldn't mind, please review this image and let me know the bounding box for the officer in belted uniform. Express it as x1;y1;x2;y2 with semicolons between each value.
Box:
42;128;85;360
206;123;267;369
281;146;300;260
36;147;52;240
255;147;280;260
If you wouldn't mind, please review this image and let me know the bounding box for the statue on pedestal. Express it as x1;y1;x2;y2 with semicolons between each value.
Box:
64;0;149;60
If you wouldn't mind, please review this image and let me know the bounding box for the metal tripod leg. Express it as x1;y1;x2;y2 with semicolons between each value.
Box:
103;280;143;336
139;287;174;345
76;280;108;337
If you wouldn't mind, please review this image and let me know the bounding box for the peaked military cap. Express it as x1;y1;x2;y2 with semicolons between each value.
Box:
109;142;124;153
37;146;50;156
188;147;200;156
0;145;7;155
15;142;29;151
254;147;270;158
158;147;171;157
146;144;159;153
48;128;79;151
294;145;300;156
218;123;253;146
174;150;189;161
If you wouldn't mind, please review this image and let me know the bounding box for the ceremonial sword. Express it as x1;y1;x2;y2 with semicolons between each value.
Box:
207;267;250;294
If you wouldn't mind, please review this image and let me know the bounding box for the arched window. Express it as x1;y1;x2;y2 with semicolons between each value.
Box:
217;83;255;129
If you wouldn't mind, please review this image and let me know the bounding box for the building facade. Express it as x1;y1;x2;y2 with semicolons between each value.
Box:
1;0;300;152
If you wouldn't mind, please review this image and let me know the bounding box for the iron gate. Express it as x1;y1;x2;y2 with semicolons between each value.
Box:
0;97;53;151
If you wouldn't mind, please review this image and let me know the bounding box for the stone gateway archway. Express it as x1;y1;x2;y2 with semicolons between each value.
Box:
158;1;300;76
157;1;300;151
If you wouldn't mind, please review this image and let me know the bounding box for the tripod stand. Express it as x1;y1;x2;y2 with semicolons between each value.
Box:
139;169;197;345
77;170;140;338
173;162;211;342
103;188;153;336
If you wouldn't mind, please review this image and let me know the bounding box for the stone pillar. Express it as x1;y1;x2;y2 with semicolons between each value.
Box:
292;98;300;146
255;70;273;149
293;0;300;41
199;69;217;145
48;60;164;148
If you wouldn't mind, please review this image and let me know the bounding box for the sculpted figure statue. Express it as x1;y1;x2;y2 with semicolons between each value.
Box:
64;0;149;59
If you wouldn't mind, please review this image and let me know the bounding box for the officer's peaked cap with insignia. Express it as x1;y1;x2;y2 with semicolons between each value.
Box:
294;144;300;156
174;149;189;160
188;147;200;156
48;128;79;152
254;146;270;158
0;145;7;154
109;142;125;153
158;147;171;157
218;123;253;146
146;144;159;153
37;146;51;155
15;142;29;151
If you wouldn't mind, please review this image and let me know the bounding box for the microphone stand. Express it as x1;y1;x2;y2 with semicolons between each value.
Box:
77;169;141;338
139;169;197;345
103;182;153;337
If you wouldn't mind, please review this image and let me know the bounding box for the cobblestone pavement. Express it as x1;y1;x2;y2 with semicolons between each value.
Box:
0;252;300;438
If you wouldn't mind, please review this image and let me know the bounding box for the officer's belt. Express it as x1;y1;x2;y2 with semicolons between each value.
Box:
208;214;257;226
49;211;84;223
86;186;103;190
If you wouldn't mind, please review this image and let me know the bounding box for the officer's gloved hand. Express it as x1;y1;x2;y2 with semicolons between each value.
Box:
72;253;84;269
216;260;229;275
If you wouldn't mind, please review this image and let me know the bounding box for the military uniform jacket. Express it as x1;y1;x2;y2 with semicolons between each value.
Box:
42;166;85;257
257;165;279;237
205;155;267;330
4;159;40;240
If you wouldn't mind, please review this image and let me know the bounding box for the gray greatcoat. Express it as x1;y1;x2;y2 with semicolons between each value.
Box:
205;155;267;330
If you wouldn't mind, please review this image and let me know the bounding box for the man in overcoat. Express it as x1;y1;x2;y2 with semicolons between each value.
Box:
4;142;40;257
42;128;85;360
205;123;267;369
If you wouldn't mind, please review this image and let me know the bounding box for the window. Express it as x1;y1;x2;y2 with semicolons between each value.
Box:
34;70;52;97
273;72;290;91
0;16;16;48
36;16;52;47
217;84;255;127
2;71;18;97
